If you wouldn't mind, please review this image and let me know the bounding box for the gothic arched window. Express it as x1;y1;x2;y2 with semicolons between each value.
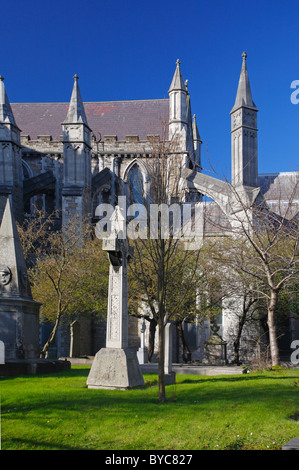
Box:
127;163;144;205
22;160;32;180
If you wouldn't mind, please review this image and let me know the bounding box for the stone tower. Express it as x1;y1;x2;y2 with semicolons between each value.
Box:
62;75;92;228
0;76;23;223
230;52;258;187
168;59;188;147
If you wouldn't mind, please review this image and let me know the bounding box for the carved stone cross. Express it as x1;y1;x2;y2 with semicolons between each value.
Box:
87;205;143;390
102;209;132;349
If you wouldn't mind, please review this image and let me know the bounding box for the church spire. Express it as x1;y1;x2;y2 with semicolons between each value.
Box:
230;52;258;188
231;52;257;113
168;60;188;144
168;59;187;93
64;74;88;124
62;75;91;229
0;76;18;126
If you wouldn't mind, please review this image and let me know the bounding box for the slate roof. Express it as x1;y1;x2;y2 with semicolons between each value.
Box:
10;99;169;142
258;172;299;219
258;172;299;200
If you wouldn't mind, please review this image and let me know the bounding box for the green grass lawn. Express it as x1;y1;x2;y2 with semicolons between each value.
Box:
0;367;298;450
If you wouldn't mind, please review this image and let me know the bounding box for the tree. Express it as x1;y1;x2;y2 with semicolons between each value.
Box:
126;132;202;401
165;247;222;363
129;243;210;364
213;175;299;366
18;212;109;357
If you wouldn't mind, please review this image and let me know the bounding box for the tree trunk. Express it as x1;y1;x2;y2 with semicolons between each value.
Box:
176;321;192;363
267;290;280;366
148;317;157;362
157;238;166;403
233;306;247;364
40;309;62;358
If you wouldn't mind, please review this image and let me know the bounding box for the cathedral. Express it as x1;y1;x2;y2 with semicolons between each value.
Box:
0;57;203;227
0;53;298;363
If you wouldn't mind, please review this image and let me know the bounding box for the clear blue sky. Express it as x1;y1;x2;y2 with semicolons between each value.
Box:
1;0;298;176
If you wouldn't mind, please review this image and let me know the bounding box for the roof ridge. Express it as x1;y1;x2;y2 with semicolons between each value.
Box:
11;98;169;105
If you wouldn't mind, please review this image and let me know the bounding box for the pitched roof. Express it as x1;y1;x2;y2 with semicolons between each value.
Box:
10;99;169;141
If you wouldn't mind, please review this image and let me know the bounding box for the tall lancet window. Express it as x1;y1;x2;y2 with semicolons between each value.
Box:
127;163;144;205
22;160;33;215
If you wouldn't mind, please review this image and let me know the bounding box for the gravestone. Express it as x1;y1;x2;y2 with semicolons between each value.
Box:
137;317;148;364
87;206;144;390
202;323;227;366
0;340;4;364
69;320;80;357
164;322;176;385
282;438;299;450
0;197;40;360
0;197;71;376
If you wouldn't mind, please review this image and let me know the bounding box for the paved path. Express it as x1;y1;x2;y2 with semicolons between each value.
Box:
64;357;298;375
140;363;244;376
65;357;244;375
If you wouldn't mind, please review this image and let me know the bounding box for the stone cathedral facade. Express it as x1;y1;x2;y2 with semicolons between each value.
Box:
0;54;298;362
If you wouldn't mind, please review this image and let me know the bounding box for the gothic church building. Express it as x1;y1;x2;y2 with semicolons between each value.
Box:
0;54;298;362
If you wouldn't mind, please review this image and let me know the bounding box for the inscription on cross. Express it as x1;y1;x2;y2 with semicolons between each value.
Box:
102;205;133;349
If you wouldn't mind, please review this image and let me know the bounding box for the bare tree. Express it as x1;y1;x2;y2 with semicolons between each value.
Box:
213;174;299;366
127;131;202;402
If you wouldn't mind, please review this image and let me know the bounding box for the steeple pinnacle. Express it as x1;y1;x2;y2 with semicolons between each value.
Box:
231;51;257;113
64;74;88;125
0;76;18;126
192;114;201;142
168;59;187;93
230;53;258;188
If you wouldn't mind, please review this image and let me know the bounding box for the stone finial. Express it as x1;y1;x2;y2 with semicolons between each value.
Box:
73;74;79;80
242;51;247;61
169;59;186;93
0;76;4;81
192;113;201;142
